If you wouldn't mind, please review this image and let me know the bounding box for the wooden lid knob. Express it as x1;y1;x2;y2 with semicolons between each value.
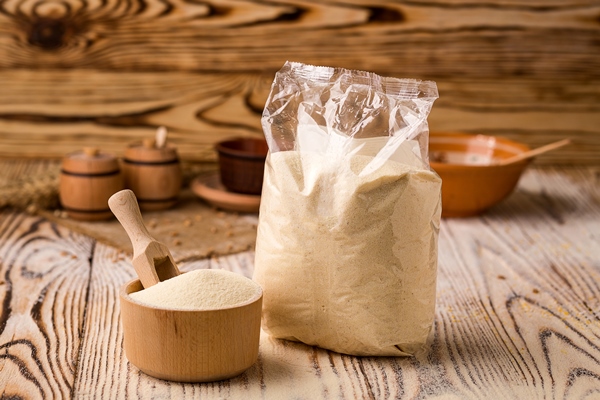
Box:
83;147;100;157
142;138;156;149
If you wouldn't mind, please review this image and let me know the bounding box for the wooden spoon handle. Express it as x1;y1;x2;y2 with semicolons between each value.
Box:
499;139;570;166
108;190;155;257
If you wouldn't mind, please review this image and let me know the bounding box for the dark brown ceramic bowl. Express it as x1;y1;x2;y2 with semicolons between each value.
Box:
215;137;269;195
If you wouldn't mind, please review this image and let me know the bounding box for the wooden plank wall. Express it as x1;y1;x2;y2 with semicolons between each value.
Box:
0;0;598;164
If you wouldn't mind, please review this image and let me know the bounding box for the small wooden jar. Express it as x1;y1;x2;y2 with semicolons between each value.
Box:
122;140;183;211
59;148;124;221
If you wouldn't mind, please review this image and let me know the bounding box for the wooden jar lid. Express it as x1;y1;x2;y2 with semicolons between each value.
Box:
62;148;120;174
123;142;179;163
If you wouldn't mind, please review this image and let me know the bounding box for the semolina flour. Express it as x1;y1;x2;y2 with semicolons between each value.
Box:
255;61;441;356
254;150;441;356
130;269;260;311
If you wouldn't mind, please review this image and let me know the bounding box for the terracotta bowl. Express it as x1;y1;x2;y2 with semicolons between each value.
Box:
429;132;531;218
215;137;268;195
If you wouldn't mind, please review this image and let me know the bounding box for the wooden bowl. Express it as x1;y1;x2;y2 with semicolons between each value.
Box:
119;278;262;382
215;137;268;195
429;132;531;218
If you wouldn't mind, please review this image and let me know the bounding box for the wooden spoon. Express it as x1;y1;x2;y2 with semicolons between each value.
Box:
497;138;570;166
108;189;180;288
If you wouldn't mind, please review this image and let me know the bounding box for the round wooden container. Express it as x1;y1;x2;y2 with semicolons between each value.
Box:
122;142;183;211
120;278;263;382
59;148;124;221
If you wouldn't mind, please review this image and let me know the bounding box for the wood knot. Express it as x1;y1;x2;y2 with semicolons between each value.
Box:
28;18;69;50
368;7;404;23
273;8;305;23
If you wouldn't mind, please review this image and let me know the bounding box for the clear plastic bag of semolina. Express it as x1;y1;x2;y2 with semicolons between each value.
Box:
253;61;442;356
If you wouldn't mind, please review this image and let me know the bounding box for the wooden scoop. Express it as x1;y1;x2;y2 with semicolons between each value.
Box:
108;189;180;288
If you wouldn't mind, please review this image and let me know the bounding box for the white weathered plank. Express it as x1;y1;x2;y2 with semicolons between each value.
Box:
0;211;93;398
2;161;598;397
71;167;600;398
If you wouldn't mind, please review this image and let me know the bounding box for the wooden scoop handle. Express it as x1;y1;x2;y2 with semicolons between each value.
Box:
108;189;155;258
109;189;180;288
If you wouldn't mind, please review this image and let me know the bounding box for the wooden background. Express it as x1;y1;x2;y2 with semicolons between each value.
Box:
0;0;598;164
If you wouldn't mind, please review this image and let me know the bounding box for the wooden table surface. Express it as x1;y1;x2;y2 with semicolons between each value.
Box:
1;166;599;399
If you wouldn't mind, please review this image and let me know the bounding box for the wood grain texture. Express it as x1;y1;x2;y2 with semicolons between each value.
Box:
0;211;93;399
0;70;268;161
0;70;597;164
66;167;600;398
0;0;598;164
0;0;597;76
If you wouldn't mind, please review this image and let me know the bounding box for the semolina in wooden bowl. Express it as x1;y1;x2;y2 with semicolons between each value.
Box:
120;276;263;382
429;132;531;218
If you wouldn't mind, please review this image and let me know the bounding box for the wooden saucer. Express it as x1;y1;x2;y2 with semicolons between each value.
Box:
191;173;261;213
